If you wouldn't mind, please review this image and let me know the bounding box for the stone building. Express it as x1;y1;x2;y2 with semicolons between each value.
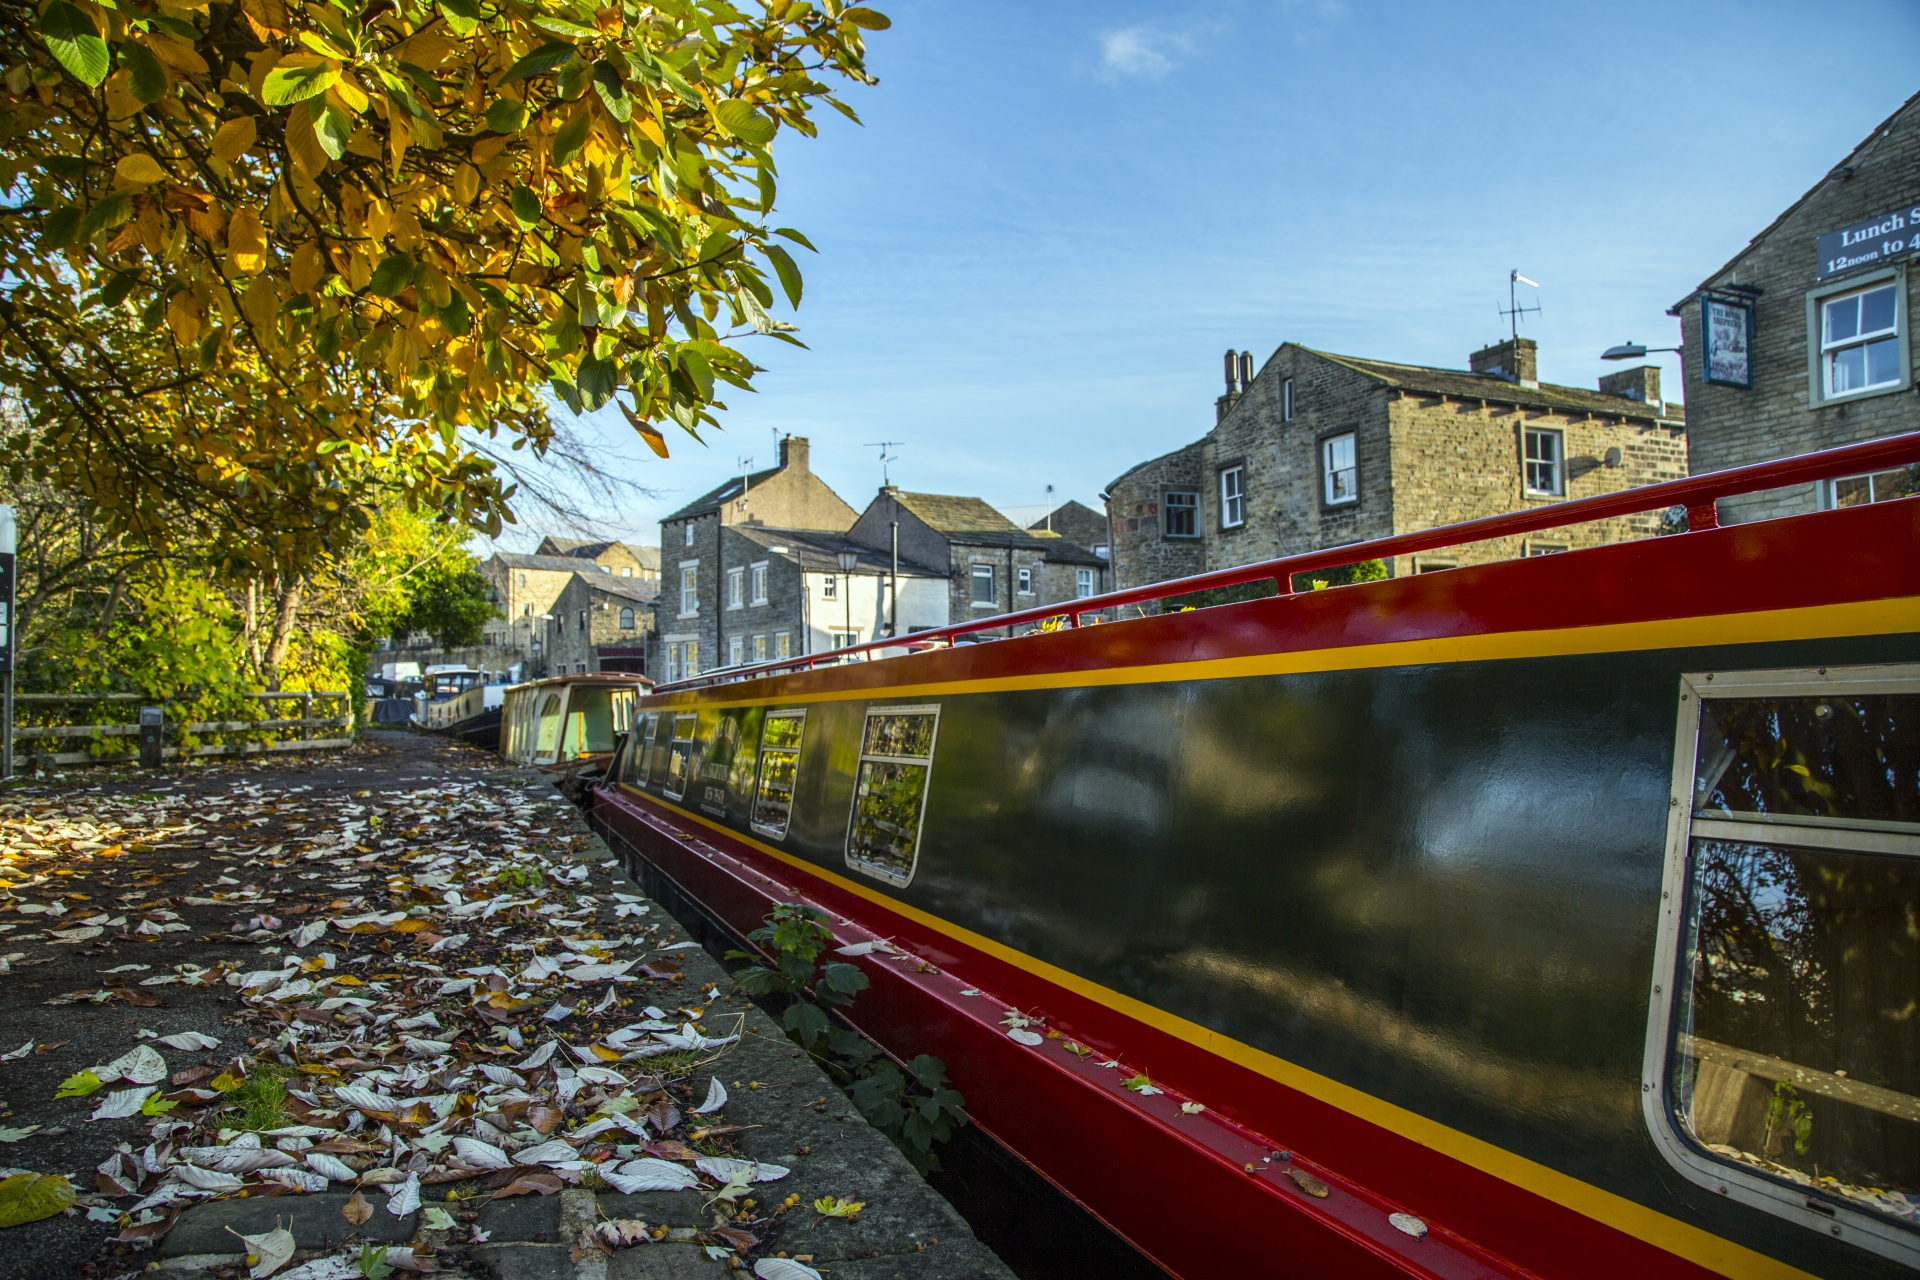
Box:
713;526;947;667
847;489;1110;633
545;573;658;676
1029;500;1112;559
480;539;657;649
1105;339;1688;593
1672;90;1920;525
534;537;661;582
652;437;858;682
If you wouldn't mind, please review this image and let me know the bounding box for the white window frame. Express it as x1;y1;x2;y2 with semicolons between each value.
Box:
619;607;635;629
1642;663;1920;1271
970;563;995;608
750;708;807;839
726;566;744;609
1523;427;1564;497
1075;568;1094;598
1822;466;1918;509
751;633;767;662
678;563;699;617
1219;466;1245;529
822;574;837;601
1522;540;1568;557
684;523;695;548
1282;377;1294;422
1016;566;1034;596
1818;277;1904;401
1322;432;1357;507
774;631;791;659
749;562;769;605
727;635;742;666
844;703;941;889
1163;490;1200;539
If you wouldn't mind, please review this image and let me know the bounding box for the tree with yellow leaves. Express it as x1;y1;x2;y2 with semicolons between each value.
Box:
0;0;885;567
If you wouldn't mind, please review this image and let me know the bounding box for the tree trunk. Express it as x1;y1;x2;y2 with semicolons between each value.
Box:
245;578;262;670
94;572;126;638
261;577;303;691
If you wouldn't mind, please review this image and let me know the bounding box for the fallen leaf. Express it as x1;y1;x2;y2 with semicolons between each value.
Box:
691;1077;727;1114
225;1223;296;1278
812;1195;864;1221
157;1032;221;1051
1288;1168;1330;1198
0;1173;75;1227
490;1172;564;1199
385;1172;421;1217
342;1190;373;1225
1389;1212;1428;1239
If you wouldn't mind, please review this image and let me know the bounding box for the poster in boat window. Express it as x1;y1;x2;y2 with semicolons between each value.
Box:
629;713;659;785
752;710;807;839
663;715;697;800
696;709;751;817
846;705;940;887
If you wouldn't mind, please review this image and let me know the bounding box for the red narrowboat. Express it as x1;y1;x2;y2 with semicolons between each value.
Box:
590;435;1920;1280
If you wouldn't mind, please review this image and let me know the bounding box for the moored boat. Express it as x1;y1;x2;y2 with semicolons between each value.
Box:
499;673;648;794
589;433;1920;1280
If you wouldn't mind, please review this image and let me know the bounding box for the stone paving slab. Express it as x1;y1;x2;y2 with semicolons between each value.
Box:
146;734;1014;1280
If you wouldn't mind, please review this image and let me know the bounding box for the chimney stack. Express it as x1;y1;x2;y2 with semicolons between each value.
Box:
778;435;809;472
1217;349;1255;423
1469;337;1538;388
1598;365;1662;406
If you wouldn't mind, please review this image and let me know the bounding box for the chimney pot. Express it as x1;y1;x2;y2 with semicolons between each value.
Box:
1223;349;1239;395
779;435;809;472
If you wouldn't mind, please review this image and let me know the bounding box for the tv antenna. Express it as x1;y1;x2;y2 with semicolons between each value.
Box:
735;453;754;475
865;440;903;487
1500;271;1540;342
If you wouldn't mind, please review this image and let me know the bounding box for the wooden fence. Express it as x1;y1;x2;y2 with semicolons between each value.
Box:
13;691;355;769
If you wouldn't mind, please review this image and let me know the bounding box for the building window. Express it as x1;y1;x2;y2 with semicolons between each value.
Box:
845;704;941;888
664;645;678;682
516;572;526;587
750;562;768;605
821;575;836;601
684;523;695;548
1322;432;1357;506
728;635;743;666
751;634;767;662
1016;566;1034;596
679;565;698;616
726;567;744;609
775;631;791;659
1282;377;1294;421
1826;466;1920;509
1523;427;1564;496
1094;543;1110;560
971;564;995;607
830;630;857;650
1164;490;1199;539
619;607;635;629
1414;558;1456;573
1821;281;1901;398
621;566;633;577
1076;568;1094;598
684;639;697;675
1524;541;1568;557
578;609;587;630
1219;466;1245;529
1647;665;1920;1260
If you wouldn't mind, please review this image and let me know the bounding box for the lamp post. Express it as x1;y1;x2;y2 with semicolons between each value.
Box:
836;548;859;655
1600;342;1682;361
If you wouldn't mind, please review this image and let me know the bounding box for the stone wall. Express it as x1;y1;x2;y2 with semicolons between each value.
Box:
1105;440;1206;590
1677;96;1920;524
717;527;809;666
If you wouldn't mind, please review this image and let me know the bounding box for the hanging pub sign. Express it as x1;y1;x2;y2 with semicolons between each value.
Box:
1703;295;1753;389
1816;200;1920;280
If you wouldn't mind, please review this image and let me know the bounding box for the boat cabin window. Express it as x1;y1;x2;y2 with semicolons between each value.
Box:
1652;666;1920;1264
558;688;619;758
751;710;807;839
533;693;564;757
629;712;660;785
663;714;697;801
845;704;940;888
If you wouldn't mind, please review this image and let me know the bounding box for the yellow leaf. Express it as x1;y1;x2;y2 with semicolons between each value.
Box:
114;153;168;186
167;292;201;344
452;163;479;205
210;1071;245;1093
228;206;267;275
388;918;430;933
239;0;289;39
248;49;281;104
186;206;224;242
241;274;278;329
296;1063;339;1076
471;134;510;167
290;241;325;293
212;115;257;163
329;76;367;115
285;102;327;177
146;35;208;76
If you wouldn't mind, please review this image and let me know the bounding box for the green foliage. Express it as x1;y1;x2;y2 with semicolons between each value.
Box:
385;559;497;648
1290;558;1389;593
228;1063;292;1131
1765;1079;1814;1158
0;1172;76;1227
729;902;964;1173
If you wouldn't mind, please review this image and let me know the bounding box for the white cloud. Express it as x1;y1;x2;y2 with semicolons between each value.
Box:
1097;26;1187;80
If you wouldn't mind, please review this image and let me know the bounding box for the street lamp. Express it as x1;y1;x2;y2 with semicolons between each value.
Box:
836;549;859;653
1601;341;1683;361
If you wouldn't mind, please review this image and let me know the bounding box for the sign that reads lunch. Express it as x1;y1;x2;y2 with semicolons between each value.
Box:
1817;201;1920;280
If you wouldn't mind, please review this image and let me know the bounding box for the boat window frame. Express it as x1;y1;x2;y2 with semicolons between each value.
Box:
629;711;660;785
1643;662;1920;1270
750;708;808;840
844;702;941;889
662;713;698;801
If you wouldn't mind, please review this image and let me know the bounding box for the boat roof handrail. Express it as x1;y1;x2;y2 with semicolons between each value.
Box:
654;429;1920;694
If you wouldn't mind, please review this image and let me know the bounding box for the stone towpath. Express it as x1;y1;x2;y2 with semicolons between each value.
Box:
0;730;1014;1280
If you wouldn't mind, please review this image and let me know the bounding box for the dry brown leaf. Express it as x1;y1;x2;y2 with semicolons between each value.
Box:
342;1189;373;1225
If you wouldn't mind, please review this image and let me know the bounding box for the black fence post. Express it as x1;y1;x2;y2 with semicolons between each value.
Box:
138;705;164;769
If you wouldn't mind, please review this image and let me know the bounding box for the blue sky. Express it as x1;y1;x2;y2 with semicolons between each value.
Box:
487;0;1920;552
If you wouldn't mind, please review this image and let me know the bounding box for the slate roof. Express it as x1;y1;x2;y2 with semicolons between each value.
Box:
1304;348;1684;424
890;491;1107;565
729;526;946;577
664;467;783;522
489;552;595;573
538;538;662;570
1029;500;1109;549
567;574;659;604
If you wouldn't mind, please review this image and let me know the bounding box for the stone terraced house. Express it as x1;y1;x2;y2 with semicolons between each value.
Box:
1104;338;1688;595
